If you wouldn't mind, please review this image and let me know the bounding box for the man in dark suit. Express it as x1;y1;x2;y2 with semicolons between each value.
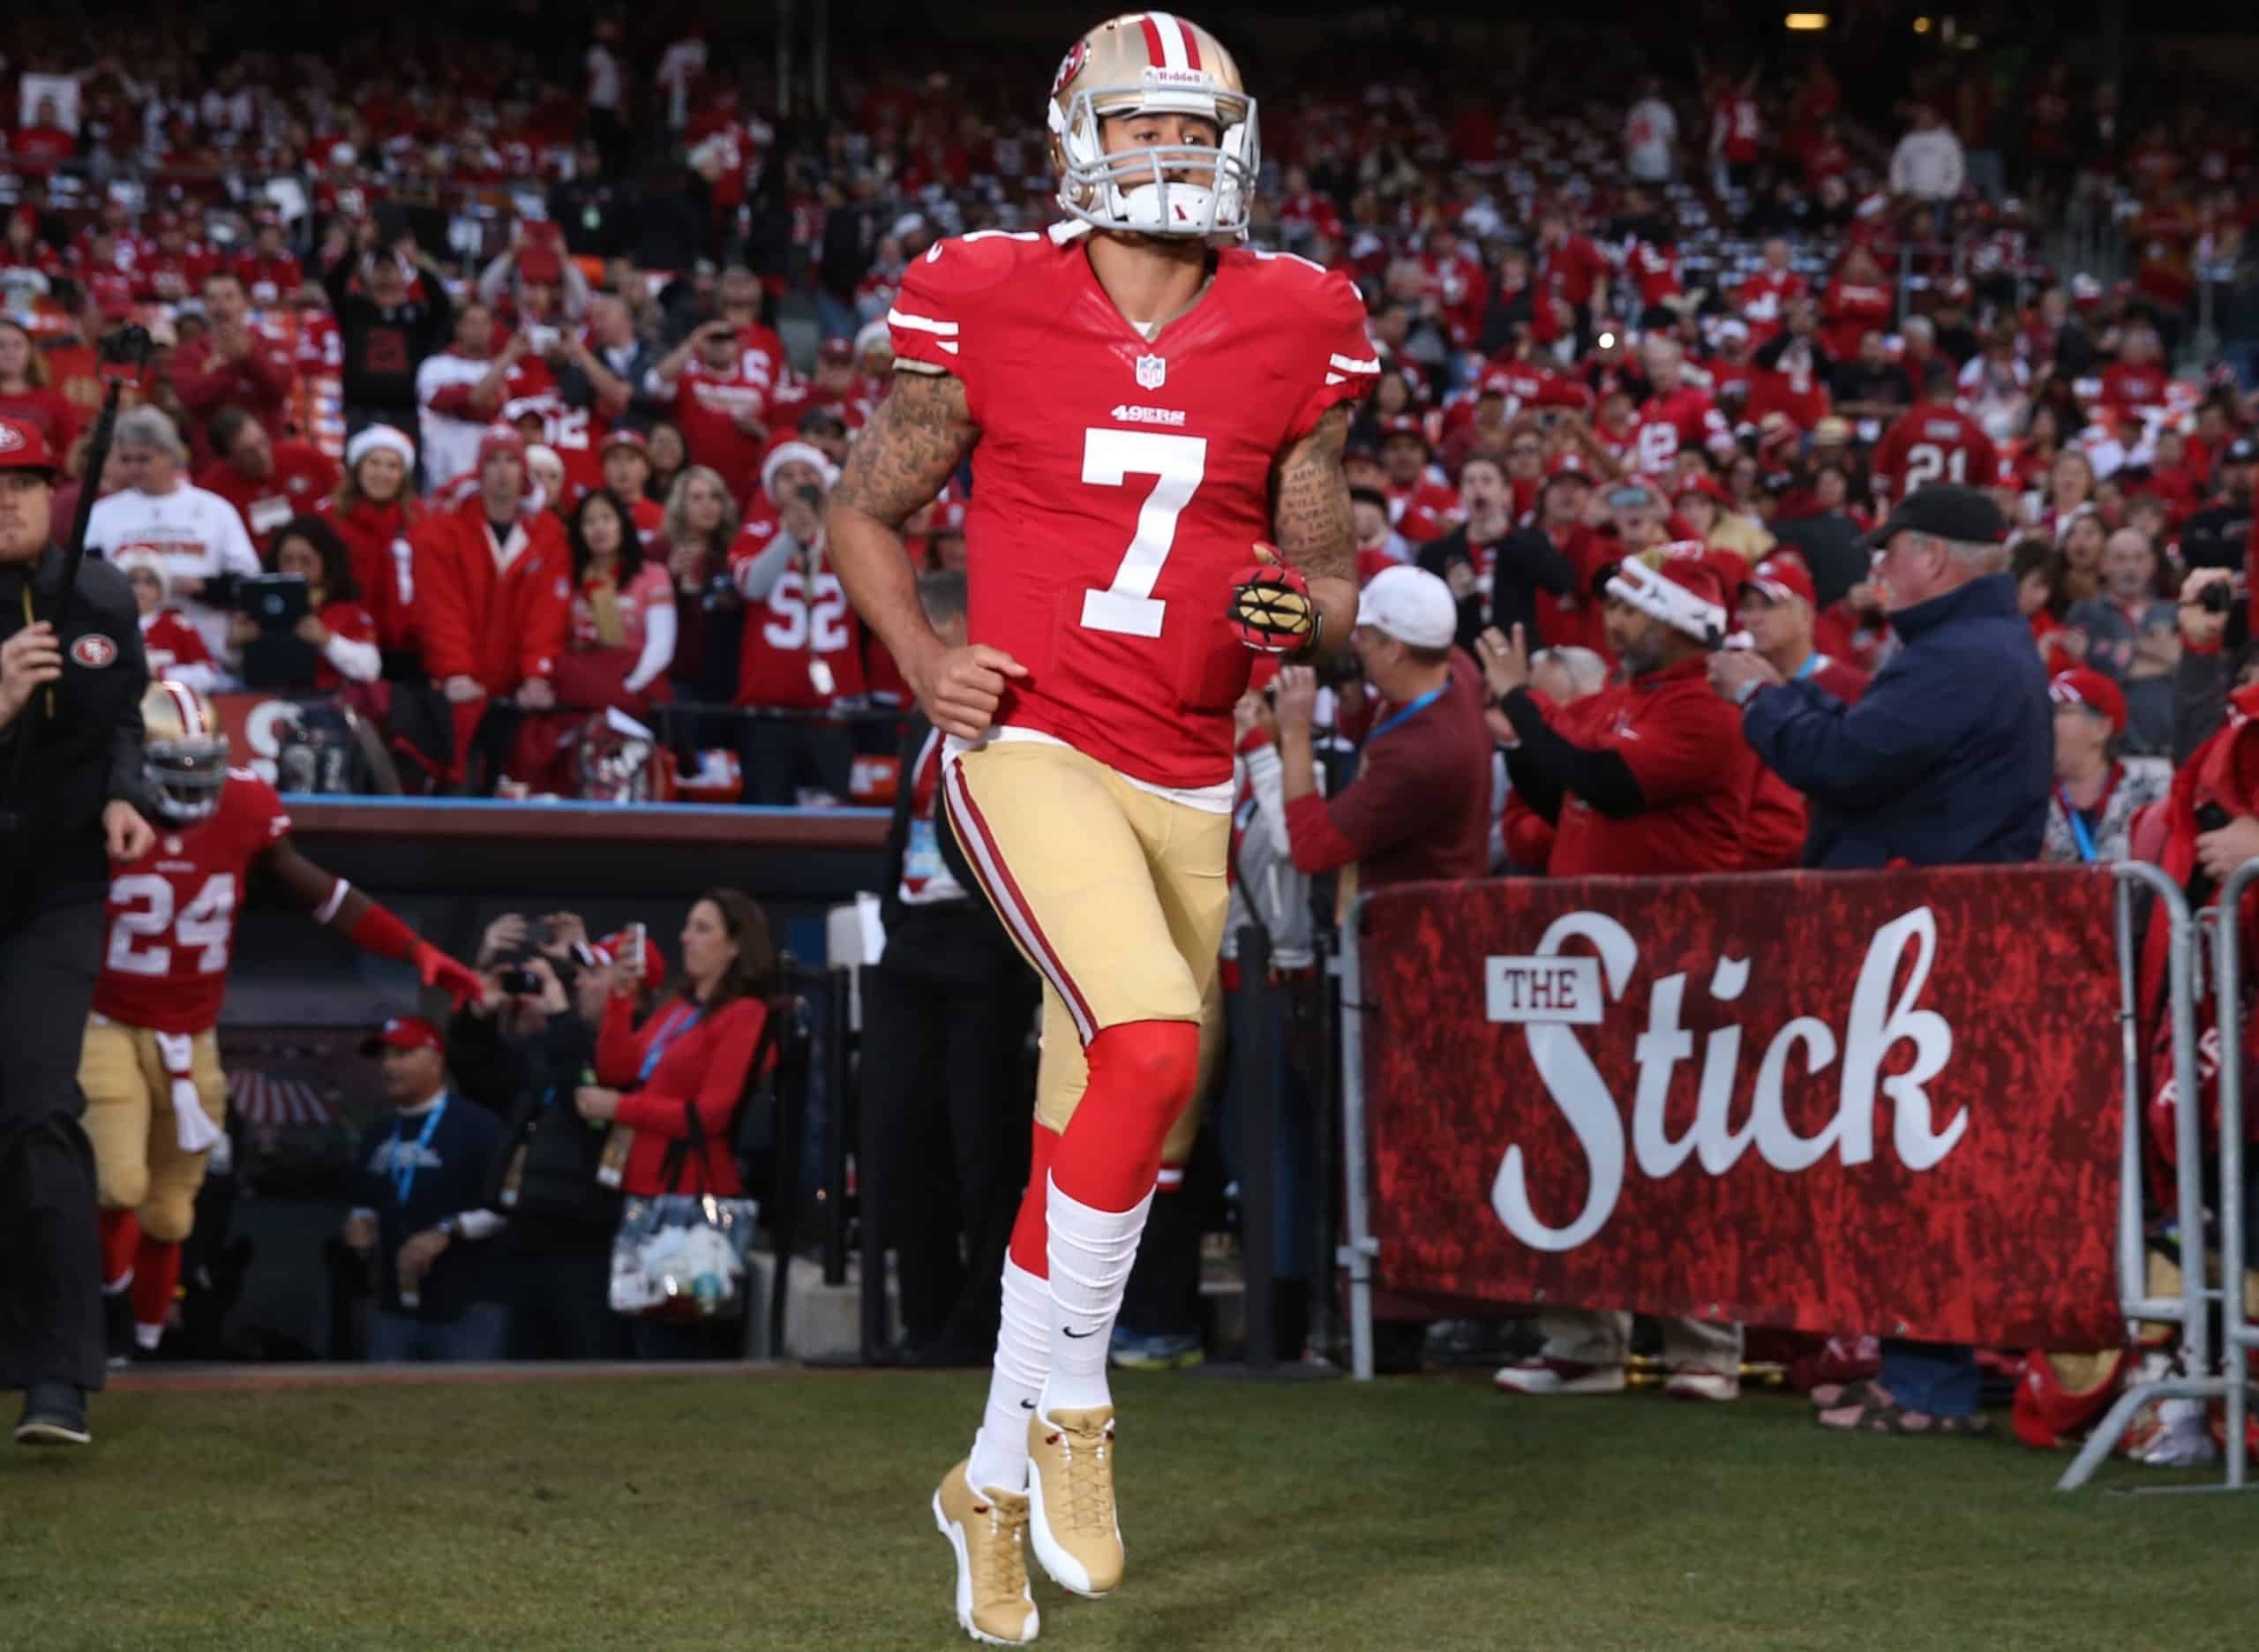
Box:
863;571;1039;1363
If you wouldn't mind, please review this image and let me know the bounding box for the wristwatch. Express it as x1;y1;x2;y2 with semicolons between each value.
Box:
437;1216;461;1241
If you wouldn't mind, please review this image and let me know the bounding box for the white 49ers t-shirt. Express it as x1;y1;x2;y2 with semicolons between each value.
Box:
86;483;264;663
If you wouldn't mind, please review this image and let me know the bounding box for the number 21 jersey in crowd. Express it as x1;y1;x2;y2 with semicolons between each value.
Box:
887;225;1377;792
94;771;291;1036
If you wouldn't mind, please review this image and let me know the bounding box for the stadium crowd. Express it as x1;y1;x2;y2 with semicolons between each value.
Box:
6;11;2258;1464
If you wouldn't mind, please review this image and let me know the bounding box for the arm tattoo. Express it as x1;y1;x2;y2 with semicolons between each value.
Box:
1271;405;1355;583
831;370;979;529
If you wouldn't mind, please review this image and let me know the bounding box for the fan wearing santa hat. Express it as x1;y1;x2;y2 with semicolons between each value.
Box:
1478;540;1760;1404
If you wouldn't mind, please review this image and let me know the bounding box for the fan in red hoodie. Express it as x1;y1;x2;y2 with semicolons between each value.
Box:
1377;417;1460;544
2098;324;2173;427
196;408;341;556
1735;237;1807;343
642;318;774;508
1820;247;1895;362
169;270;297;469
233;209;304;307
317;425;422;655
411;430;571;783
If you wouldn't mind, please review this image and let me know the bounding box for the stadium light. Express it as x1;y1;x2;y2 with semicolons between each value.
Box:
1783;12;1829;28
1913;15;1933;31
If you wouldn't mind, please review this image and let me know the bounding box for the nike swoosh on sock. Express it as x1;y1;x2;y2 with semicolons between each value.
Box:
1062;1326;1097;1339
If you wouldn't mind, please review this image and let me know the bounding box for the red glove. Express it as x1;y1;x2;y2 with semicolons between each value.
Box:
412;942;486;1011
1227;557;1319;655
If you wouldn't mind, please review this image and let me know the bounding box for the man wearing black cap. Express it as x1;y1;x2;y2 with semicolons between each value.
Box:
0;416;159;1446
1710;482;2049;1438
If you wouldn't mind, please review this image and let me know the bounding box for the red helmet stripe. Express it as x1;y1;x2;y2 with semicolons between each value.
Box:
1174;16;1202;70
1145;12;1194;71
1137;13;1167;65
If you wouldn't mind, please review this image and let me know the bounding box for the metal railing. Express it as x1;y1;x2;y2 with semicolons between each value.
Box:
2061;858;2259;1491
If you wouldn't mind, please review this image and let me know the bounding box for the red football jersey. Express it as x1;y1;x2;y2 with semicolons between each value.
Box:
94;770;291;1034
888;229;1377;790
733;533;868;711
196;441;342;554
664;356;774;507
1632;385;1730;476
1871;402;2001;502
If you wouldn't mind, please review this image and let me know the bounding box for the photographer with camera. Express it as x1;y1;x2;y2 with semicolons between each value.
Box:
84;408;263;674
644;318;770;509
446;912;634;1361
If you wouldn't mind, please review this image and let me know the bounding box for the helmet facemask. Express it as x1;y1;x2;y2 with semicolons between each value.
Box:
144;734;229;823
1050;79;1259;241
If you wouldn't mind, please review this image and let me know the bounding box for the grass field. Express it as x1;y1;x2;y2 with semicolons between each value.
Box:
3;1365;2255;1652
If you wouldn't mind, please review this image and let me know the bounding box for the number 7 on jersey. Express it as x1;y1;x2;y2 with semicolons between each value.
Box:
1078;427;1208;639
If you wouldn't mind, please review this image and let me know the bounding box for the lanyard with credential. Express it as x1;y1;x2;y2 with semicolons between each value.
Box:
638;1005;705;1083
391;1100;447;1205
1369;686;1445;743
2055;787;2099;862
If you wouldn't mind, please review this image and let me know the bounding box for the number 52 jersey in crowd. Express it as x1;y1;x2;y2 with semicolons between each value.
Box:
93;770;292;1035
887;226;1377;792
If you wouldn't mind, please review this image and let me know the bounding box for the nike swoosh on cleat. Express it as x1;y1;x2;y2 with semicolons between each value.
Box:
1062;1326;1098;1339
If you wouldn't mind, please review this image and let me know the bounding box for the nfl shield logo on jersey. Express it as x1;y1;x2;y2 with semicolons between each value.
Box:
1135;354;1167;390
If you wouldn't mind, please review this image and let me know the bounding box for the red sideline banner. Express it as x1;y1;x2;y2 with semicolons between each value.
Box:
1362;867;2125;1349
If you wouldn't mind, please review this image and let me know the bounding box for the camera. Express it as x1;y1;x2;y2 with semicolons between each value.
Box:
497;966;542;996
2200;579;2242;616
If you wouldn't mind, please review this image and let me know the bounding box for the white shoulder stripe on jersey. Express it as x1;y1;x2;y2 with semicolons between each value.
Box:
887;308;961;336
1325;372;1347;386
1329;353;1382;373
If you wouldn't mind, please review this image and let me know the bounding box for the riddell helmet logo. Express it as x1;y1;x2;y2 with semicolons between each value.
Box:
1051;40;1088;99
71;635;117;669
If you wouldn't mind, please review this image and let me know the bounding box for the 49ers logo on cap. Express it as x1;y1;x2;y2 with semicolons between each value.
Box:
1050;39;1088;98
0;424;23;454
71;634;117;669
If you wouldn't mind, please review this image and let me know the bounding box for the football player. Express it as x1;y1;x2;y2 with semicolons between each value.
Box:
828;12;1373;1645
83;682;483;1363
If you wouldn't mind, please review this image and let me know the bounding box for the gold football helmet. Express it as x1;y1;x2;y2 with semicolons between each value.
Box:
1047;11;1257;240
140;680;229;822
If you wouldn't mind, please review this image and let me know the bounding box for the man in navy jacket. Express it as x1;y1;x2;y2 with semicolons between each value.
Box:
1711;484;2049;1435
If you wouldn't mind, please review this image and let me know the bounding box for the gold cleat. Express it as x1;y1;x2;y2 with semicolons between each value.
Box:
1025;1406;1122;1598
933;1461;1039;1646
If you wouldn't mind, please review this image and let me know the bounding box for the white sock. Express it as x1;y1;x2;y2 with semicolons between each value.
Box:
133;1321;163;1352
967;1258;1049;1492
1041;1175;1153;1415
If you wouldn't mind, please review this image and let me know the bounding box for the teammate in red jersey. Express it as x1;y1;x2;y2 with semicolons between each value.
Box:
828;12;1370;1644
82;683;483;1364
1870;361;2002;504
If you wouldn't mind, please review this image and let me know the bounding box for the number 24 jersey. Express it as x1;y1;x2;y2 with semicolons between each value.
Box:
888;227;1377;792
94;770;290;1035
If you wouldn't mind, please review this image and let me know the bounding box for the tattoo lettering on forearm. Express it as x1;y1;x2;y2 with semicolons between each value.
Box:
830;371;979;529
1270;405;1355;584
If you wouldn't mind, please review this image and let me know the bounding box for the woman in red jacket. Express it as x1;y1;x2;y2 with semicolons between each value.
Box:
575;889;775;1361
316;424;421;662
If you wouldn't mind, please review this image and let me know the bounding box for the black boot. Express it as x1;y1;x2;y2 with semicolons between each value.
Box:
15;1383;91;1447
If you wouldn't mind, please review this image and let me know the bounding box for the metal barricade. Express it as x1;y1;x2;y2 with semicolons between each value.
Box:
1336;894;1379;1382
2059;860;2243;1491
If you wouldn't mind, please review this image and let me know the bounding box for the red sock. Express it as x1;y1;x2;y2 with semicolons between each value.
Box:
1007;1123;1060;1278
130;1235;183;1332
1052;1020;1201;1213
99;1209;140;1290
